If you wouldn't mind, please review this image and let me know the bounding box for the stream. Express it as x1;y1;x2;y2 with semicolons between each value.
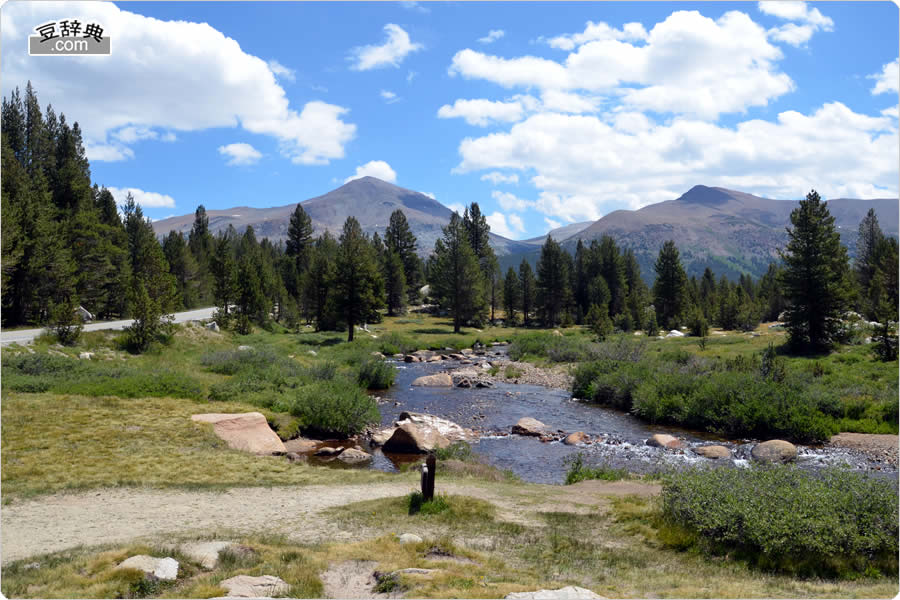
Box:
339;355;897;484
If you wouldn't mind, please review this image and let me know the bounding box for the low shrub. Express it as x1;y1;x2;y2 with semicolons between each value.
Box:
378;332;419;356
274;378;379;437
434;441;475;462
564;453;627;484
2;354;204;400
504;365;524;379
357;357;395;390
508;331;607;363
661;465;899;577
407;492;451;516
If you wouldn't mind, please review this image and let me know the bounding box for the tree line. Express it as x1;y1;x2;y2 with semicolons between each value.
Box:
2;84;896;357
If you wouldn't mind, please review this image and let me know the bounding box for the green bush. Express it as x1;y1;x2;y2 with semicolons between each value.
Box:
274;378;379;437
357;357;395;390
434;441;475;461
508;331;597;363
407;492;451;516
2;354;204;400
661;465;899;577
564;453;627;484
378;332;419;356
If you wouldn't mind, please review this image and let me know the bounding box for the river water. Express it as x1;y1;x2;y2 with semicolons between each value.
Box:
355;356;896;484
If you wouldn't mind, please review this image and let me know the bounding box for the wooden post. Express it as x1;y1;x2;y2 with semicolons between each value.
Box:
422;454;436;501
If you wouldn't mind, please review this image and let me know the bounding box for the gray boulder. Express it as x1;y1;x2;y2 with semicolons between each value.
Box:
512;417;549;436
411;372;452;387
751;439;797;463
383;422;449;453
179;541;234;570
115;555;178;580
692;445;731;459
646;434;684;449
219;574;289;598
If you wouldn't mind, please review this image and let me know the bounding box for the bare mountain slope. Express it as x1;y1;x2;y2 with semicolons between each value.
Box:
152;177;533;256
501;185;897;281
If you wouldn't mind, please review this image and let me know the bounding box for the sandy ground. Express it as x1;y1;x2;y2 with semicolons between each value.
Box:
829;433;899;467
0;480;659;564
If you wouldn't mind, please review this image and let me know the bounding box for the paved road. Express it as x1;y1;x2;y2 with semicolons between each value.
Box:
0;307;217;346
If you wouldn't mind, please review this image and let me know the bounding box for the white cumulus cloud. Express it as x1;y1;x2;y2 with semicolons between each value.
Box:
437;97;532;126
449;10;793;120
344;160;398;184
381;90;400;103
871;58;900;95
481;172;519;185
478;29;505;44
486;211;526;238
455;102;897;223
759;1;833;47
491;190;533;211
349;24;423;71
267;59;296;82
545;20;648;51
108;186;176;209
0;2;355;164
218;143;263;166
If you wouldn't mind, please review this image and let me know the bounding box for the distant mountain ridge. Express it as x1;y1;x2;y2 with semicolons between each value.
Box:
502;185;898;281
152;176;535;257
153;180;897;281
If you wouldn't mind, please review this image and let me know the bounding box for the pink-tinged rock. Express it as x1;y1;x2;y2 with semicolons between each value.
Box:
191;412;286;455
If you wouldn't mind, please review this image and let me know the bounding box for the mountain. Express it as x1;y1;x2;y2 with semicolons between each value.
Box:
152;176;533;256
520;221;594;246
500;185;898;282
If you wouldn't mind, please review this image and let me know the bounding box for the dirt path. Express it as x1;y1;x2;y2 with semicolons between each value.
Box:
1;480;658;564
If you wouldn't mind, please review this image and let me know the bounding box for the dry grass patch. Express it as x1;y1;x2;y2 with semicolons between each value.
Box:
1;392;394;502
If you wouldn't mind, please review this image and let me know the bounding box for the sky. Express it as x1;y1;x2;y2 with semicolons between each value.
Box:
1;1;898;240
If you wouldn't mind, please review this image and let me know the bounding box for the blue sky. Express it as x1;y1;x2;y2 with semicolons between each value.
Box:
2;1;897;239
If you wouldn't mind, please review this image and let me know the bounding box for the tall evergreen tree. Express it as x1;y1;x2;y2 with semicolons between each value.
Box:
430;213;486;333
502;266;520;324
855;208;885;318
303;232;338;331
383;248;407;317
598;235;626;318
385;209;421;303
335;217;384;342
286;203;314;276
778;190;853;353
652;240;688;330
519;259;536;327
535;236;571;326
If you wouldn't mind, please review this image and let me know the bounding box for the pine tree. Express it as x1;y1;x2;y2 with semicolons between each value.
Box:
535;236;571;326
286;203;314;280
502;266;520;324
163;231;200;309
856;208;885;319
519;259;536;327
652;240;688;330
188;205;215;303
335;217;384;342
778;190;853;353
598;235;626;318
385;209;421;303
211;234;238;319
384;248;407;317
304;233;339;331
430;213;486;333
623;248;648;330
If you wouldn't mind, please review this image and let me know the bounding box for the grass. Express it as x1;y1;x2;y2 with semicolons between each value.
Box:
563;454;628;484
3;484;897;598
2;313;898;597
0;392;393;502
